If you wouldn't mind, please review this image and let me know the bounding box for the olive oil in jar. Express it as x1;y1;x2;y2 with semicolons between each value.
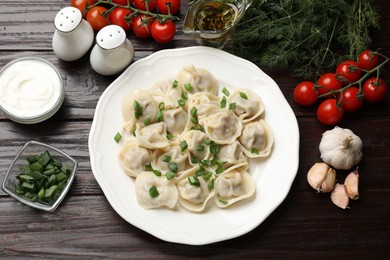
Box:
195;1;237;31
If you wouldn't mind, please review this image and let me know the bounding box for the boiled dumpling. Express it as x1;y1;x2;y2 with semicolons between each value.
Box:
177;167;215;212
163;107;188;136
135;171;178;209
214;169;256;208
151;145;192;177
187;92;220;119
200;109;242;145
177;65;218;95
239;119;273;158
151;79;182;109
216;141;248;173
179;130;210;163
135;122;170;151
227;88;264;123
118;140;151;178
122;90;159;133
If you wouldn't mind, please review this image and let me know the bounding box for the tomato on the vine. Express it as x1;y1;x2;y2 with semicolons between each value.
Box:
339;86;364;112
336;60;362;84
157;0;180;15
357;50;379;70
134;0;157;12
113;0;134;5
317;99;344;125
133;15;153;38
293;81;318;106
87;6;109;30
109;7;133;31
151;19;176;43
71;0;95;18
316;73;342;97
363;77;387;102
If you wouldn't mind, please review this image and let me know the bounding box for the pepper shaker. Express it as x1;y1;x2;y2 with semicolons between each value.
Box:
52;7;94;61
90;25;135;76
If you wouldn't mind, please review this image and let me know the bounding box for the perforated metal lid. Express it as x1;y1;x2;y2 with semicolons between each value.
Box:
96;25;126;50
54;7;82;33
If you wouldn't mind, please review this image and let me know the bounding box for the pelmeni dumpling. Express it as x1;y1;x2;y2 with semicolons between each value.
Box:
135;122;170;151
118;140;151;178
176;167;215;212
122;90;159;133
200;109;242;145
163;107;188;136
151;79;182;109
152;145;192;176
177;65;218;95
214;169;256;208
227;88;264;123
179;130;210;163
187;92;220;119
216;141;248;173
239;119;273;158
135;171;178;209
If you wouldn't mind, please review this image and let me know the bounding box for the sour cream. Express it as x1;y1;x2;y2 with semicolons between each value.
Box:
0;57;64;124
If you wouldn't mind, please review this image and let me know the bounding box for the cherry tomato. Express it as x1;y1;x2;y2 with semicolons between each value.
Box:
87;6;109;31
109;7;133;31
151;20;176;43
293;81;318;106
339;86;364;112
362;77;387;102
133;15;153;38
317;99;344;125
113;0;134;5
336;60;362;84
156;0;180;15
134;0;157;12
71;0;95;18
316;73;342;97
357;50;379;70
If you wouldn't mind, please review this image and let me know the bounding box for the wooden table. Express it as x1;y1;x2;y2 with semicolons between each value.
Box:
1;1;389;258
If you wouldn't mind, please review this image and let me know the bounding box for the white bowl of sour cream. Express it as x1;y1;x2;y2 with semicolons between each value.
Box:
0;57;64;124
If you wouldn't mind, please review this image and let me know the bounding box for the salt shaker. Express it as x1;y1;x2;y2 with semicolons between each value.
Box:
90;25;135;76
52;7;94;61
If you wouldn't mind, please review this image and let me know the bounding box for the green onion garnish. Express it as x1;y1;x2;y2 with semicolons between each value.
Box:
153;170;162;176
159;102;165;110
239;92;248;100
191;156;200;164
222;87;230;96
195;168;205;176
178;99;186;107
229;102;236;110
191;116;198;124
220;96;227;108
168;162;179;173
219;198;228;204
208;178;215;190
184;83;193;91
166;171;176;180
196;144;205;151
144;117;151;126
179;140;188;152
251;148;259;154
172;80;178;88
149;185;159;198
181;91;188;100
156;110;163;122
133;100;143;120
190;107;197;116
167;132;174;140
188;176;200;186
203;171;213;181
210;143;220;155
145;163;153;171
162;155;172;163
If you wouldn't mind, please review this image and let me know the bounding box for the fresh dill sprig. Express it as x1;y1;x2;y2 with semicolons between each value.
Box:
226;0;380;80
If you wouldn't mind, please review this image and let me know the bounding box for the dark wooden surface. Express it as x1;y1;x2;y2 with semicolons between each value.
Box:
1;0;389;258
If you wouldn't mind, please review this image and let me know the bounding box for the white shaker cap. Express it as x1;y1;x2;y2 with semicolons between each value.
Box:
54;7;82;33
96;25;127;50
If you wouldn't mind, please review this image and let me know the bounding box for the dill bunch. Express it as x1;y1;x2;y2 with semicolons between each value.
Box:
226;0;380;79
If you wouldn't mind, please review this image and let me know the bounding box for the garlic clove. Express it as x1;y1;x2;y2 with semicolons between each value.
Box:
345;168;360;200
307;162;334;193
331;183;350;209
320;167;336;193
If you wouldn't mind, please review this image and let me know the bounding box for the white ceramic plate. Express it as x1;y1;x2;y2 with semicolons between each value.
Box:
89;46;299;245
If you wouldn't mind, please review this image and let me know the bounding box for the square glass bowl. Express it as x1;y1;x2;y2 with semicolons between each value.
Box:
2;141;77;212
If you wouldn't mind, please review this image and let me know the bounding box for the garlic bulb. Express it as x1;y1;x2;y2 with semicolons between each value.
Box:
307;162;336;193
319;126;363;170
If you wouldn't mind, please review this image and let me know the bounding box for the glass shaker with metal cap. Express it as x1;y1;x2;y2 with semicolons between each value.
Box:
52;6;94;61
90;25;135;76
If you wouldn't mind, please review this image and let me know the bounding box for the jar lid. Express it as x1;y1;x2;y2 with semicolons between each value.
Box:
96;25;127;50
54;7;82;33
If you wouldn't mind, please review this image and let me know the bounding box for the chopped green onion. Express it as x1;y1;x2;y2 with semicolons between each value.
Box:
216;165;224;174
190;107;197;116
181;91;188;100
114;132;122;143
239;92;248;100
178;99;186;107
191;124;204;132
145;163;153;171
159;102;165;110
172;80;178;88
179;140;188;152
195;168;205;176
210;143;220;155
162;155;172;163
184;83;193;91
222;87;230;96
204;139;212;145
191;116;198;124
203;159;213;166
156;110;163;122
21;181;34;190
44;185;58;199
168;163;179;173
204;172;213;181
133;100;143;120
220;96;227;108
208;178;215;190
229;102;236;110
219;198;228;205
153;170;162;176
149;185;159;198
166;171;176;180
188;176;200;186
144;117;151;126
196;144;205;151
251;148;259;154
191;156;200;164
30;162;43;171
167;132;174;140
